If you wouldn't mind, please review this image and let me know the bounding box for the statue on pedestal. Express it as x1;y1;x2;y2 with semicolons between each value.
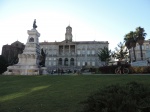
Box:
33;19;37;29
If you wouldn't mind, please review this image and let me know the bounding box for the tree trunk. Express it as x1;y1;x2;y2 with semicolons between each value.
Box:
129;49;131;63
133;47;136;61
140;45;143;60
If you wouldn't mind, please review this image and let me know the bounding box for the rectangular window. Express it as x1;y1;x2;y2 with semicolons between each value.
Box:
53;62;56;66
77;62;80;66
87;50;90;55
92;50;95;55
49;62;51;66
92;62;95;66
82;61;85;66
77;50;80;55
142;45;144;49
82;50;85;55
87;61;90;66
146;44;149;49
49;58;51;60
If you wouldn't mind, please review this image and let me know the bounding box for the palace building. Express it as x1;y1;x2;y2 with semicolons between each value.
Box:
40;25;109;71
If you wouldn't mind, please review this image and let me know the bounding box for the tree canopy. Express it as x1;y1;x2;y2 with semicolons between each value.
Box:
97;47;111;65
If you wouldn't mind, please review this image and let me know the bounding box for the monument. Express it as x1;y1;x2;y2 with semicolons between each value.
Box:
4;19;42;75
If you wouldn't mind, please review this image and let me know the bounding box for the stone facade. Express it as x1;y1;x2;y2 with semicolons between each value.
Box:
40;26;109;71
1;41;25;65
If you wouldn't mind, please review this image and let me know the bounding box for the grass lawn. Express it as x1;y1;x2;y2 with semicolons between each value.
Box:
0;74;150;112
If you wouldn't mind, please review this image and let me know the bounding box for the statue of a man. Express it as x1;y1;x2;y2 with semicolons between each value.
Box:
33;19;37;29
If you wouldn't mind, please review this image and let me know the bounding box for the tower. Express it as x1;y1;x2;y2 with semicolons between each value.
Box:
65;25;73;42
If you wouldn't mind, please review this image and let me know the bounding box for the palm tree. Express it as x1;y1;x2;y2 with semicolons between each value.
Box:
135;27;147;60
124;31;137;62
124;34;131;62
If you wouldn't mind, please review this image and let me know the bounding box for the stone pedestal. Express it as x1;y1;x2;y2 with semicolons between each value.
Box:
4;28;41;75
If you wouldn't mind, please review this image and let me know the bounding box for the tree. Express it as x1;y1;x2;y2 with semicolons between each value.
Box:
114;42;128;61
97;47;111;66
0;55;8;74
124;31;137;62
136;27;147;60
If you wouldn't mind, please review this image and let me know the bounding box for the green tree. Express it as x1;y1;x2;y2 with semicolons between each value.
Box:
114;42;128;61
136;27;147;60
97;47;111;66
0;55;8;74
124;31;137;62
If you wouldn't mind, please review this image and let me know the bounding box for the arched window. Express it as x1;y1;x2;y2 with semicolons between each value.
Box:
58;58;62;65
64;58;68;66
29;37;34;42
70;58;74;66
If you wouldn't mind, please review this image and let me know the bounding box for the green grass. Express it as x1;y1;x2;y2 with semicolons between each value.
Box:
0;75;150;112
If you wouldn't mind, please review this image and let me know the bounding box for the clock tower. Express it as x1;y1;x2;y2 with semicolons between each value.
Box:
65;25;73;42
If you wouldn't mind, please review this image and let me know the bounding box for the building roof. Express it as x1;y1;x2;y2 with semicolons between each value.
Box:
40;40;109;45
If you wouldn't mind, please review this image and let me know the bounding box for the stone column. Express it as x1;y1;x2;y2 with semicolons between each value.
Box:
63;45;65;55
62;58;64;66
68;58;70;66
69;45;70;54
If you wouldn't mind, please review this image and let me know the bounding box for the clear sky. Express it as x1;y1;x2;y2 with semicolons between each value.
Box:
0;0;150;53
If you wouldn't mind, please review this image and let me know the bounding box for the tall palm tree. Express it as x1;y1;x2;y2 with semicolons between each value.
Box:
124;34;132;62
136;27;147;60
124;31;137;62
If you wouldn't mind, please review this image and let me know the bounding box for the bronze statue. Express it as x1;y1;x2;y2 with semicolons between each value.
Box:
33;19;37;29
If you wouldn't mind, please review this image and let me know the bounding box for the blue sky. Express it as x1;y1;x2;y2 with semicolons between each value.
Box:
0;0;150;53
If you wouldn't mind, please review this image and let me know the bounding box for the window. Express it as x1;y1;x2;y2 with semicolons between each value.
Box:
146;44;149;49
87;50;90;55
49;62;51;66
53;62;56;66
29;37;34;42
92;50;95;55
77;50;80;55
92;62;95;66
49;58;51;60
87;61;90;66
77;62;80;66
136;45;140;50
142;45;145;49
82;61;85;66
82;50;85;55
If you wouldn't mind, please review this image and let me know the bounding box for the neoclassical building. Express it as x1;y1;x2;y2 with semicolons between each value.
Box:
130;39;150;61
40;26;109;71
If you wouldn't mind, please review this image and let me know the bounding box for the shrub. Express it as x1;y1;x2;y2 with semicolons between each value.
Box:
81;82;150;112
0;55;8;74
99;65;117;74
130;66;150;74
